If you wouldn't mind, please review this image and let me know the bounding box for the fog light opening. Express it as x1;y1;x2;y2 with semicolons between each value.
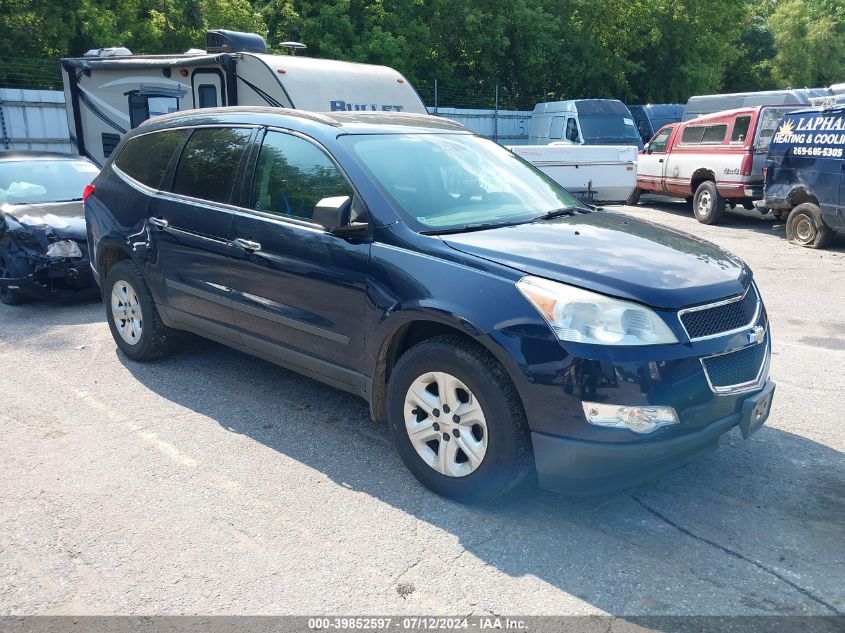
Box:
582;402;679;434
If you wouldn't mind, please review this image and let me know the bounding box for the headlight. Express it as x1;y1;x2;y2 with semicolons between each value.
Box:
516;276;678;345
46;240;83;259
582;402;679;434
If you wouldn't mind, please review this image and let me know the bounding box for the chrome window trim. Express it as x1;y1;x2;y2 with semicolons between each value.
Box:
700;336;770;395
677;283;761;342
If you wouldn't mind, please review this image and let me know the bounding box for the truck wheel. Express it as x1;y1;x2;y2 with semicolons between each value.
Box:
626;188;641;206
0;247;31;306
692;181;725;224
387;335;533;503
786;203;835;249
104;260;172;360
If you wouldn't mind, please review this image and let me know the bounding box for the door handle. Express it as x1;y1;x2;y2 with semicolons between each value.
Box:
232;238;262;252
149;217;168;229
658;158;664;163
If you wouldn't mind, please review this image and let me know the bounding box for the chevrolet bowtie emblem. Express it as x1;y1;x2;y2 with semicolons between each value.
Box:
748;326;765;345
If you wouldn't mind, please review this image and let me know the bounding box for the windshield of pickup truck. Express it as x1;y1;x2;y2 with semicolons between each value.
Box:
578;115;643;146
342;133;582;233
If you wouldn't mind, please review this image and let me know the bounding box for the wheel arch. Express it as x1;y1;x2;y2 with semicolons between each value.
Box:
787;187;819;209
368;313;519;424
690;169;716;195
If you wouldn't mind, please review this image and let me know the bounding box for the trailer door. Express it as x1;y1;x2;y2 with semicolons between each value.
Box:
191;69;226;109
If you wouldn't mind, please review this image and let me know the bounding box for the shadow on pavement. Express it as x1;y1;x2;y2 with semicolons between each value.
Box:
118;335;845;618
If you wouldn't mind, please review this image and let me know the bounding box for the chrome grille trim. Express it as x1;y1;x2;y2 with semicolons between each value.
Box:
700;337;770;395
678;283;761;342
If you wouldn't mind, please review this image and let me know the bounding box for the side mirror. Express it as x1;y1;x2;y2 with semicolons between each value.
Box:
644;143;653;154
313;196;352;230
313;195;368;236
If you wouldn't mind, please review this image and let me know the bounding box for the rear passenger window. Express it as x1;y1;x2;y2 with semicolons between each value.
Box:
114;129;185;189
731;116;751;143
250;131;352;221
172;127;252;204
701;124;727;144
682;126;705;144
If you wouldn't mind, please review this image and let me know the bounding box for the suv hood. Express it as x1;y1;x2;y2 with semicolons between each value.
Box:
1;201;86;240
440;211;750;309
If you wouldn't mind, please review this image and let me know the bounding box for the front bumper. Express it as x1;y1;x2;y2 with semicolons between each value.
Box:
533;380;775;494
0;258;97;300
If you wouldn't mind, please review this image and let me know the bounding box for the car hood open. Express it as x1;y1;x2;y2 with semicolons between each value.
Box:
440;211;751;309
1;201;86;240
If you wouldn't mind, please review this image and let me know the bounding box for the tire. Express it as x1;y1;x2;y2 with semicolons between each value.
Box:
625;188;641;206
104;260;171;360
0;246;31;306
692;181;725;224
387;335;533;503
786;203;835;249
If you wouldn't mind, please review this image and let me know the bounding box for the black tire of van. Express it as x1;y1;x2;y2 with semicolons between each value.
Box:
786;203;835;249
692;181;726;224
626;188;641;206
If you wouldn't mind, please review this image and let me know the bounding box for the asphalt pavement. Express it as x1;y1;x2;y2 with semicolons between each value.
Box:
0;198;842;618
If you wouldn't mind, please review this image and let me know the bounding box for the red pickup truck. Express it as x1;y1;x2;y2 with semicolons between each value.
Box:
629;105;802;223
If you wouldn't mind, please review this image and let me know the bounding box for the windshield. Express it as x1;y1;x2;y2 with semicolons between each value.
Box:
0;159;99;205
341;133;582;233
578;115;642;146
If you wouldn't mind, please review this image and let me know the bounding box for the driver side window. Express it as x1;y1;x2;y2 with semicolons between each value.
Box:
649;128;672;153
565;118;580;143
251;131;352;221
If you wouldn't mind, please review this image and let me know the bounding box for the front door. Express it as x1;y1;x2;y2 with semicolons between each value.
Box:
227;129;370;391
637;125;673;193
151;125;254;342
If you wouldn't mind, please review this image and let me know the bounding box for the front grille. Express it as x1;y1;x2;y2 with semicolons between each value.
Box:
680;285;759;340
701;336;768;392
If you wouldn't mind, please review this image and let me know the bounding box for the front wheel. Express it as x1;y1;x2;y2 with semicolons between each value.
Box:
387;335;533;502
104;260;172;360
692;181;725;224
786;203;835;249
626;188;641;206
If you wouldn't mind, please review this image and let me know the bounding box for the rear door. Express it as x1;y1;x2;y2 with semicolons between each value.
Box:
227;128;370;390
637;125;673;193
151;125;255;341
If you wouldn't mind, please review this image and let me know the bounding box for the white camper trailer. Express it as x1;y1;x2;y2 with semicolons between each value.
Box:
61;30;427;165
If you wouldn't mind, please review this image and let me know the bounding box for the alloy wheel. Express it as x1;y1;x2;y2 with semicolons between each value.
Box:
111;279;143;345
403;371;488;477
697;190;713;216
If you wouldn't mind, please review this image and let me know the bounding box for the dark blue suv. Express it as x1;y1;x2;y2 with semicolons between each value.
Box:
84;107;775;501
758;105;845;248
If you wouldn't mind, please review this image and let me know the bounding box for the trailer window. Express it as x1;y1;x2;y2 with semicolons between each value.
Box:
197;85;218;108
731;116;751;143
114;130;185;189
250;131;352;220
172;127;252;204
128;94;180;129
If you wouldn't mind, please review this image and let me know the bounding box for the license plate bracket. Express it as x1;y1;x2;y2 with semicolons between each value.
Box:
739;381;775;439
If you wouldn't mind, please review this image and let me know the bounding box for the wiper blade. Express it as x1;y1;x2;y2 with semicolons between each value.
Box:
422;220;526;235
537;206;594;220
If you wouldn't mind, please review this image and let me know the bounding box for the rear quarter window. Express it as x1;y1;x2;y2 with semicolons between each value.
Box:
171;127;252;204
681;126;705;144
114;129;185;189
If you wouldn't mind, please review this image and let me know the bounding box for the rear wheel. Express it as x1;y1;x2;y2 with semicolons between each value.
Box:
387;335;533;502
0;247;31;306
692;180;725;224
625;188;641;206
786;203;835;249
104;260;171;360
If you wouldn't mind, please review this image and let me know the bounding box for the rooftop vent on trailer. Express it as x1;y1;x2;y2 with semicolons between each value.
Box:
206;30;267;54
84;47;132;57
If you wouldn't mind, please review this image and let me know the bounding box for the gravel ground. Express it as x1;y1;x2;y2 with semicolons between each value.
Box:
0;198;842;617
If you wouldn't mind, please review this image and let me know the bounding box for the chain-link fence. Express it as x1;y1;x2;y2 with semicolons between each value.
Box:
0;58;64;91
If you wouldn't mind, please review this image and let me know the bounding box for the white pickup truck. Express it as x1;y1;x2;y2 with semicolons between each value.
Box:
508;142;638;205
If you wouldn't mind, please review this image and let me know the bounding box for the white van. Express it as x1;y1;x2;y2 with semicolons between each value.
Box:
682;88;830;121
61;30;427;165
528;99;643;149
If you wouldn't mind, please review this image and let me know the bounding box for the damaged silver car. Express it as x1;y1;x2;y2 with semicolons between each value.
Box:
0;152;100;304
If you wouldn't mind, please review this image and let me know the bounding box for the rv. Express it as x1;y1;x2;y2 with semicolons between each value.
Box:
528;99;643;150
682;88;830;121
61;30;427;165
